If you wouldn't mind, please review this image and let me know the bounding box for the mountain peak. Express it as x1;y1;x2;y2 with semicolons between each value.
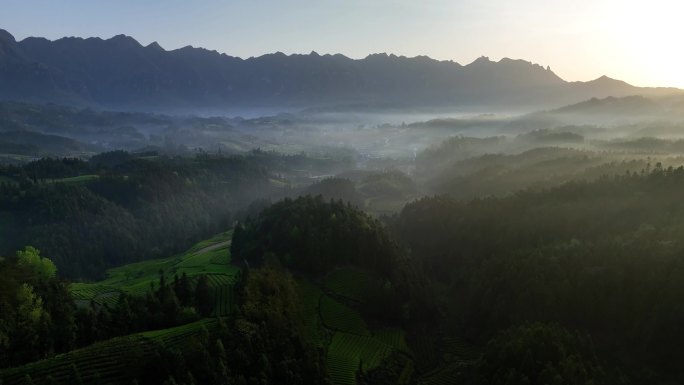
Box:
107;34;142;47
587;75;631;87
467;56;493;66
146;41;164;51
0;28;671;110
0;29;16;44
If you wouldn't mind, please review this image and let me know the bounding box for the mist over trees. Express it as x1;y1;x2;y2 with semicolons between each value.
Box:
5;24;684;385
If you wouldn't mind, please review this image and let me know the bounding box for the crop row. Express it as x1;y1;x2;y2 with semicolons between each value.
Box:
326;332;395;385
319;295;369;336
0;320;220;385
70;283;120;300
142;319;218;346
373;328;410;354
212;285;234;317
326;350;359;385
0;335;154;385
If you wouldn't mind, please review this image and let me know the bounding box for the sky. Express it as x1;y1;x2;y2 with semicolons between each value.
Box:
2;0;684;88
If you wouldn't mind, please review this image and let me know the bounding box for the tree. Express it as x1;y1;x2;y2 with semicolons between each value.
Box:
17;246;56;280
476;322;607;385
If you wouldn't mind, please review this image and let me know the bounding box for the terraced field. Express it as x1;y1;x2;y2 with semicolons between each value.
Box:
296;280;326;348
414;335;480;385
295;274;417;385
0;319;218;385
212;283;236;317
326;332;396;385
70;231;239;309
373;328;410;354
70;282;123;307
327;349;359;385
61;229;418;385
142;319;218;346
319;295;370;336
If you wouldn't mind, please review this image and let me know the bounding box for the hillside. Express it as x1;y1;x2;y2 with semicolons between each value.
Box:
0;29;680;111
1;199;429;385
10;171;684;383
70;231;238;314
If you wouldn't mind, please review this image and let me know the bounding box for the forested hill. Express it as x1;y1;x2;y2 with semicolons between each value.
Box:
0;151;334;279
389;166;684;384
0;29;678;110
8;168;684;383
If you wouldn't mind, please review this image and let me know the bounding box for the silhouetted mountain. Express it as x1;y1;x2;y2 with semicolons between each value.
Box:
554;95;662;115
0;29;680;111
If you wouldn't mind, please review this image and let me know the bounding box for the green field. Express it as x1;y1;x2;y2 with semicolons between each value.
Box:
61;228;414;385
326;332;396;385
373;328;411;354
0;319;218;385
296;280;327;348
1;231;239;384
298;279;414;385
71;230;239;310
319;295;370;336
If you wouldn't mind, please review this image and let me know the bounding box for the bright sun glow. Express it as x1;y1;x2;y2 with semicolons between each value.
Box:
606;0;684;87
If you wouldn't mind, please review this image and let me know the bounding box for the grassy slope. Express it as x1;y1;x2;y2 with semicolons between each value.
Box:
1;231;240;385
297;268;415;385
0;319;218;385
5;230;416;385
71;231;238;306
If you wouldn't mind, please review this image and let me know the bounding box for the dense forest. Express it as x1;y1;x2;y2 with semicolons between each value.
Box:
0;150;354;279
6;165;684;383
6;95;684;384
391;166;684;383
0;247;325;384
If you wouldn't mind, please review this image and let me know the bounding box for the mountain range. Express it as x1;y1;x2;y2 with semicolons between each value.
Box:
0;29;680;112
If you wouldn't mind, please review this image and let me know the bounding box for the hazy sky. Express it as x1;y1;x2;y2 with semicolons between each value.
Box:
2;0;683;88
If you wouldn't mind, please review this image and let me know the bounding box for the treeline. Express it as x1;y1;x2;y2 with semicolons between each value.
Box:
232;195;402;278
0;247;76;367
1;247;326;384
390;166;684;383
113;268;325;385
232;195;438;327
73;273;215;349
414;133;684;200
0;152;294;279
0;245;222;370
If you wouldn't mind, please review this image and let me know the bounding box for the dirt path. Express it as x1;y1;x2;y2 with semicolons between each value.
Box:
195;240;231;255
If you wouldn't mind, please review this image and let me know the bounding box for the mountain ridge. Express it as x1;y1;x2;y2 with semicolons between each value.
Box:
0;28;680;111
